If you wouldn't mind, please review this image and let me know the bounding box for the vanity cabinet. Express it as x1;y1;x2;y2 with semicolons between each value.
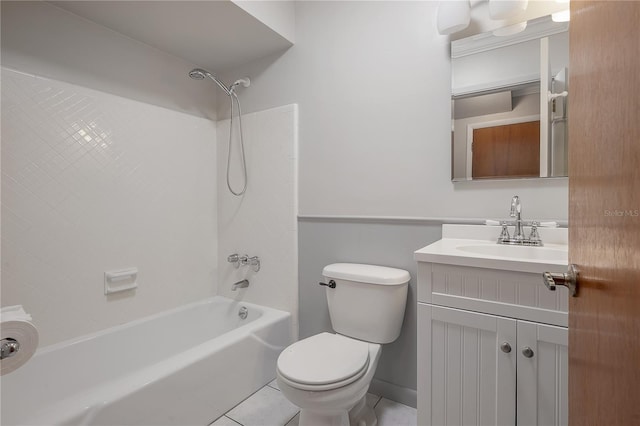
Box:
416;261;568;426
418;304;517;425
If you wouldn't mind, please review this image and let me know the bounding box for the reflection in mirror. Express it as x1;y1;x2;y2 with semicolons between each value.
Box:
451;16;569;181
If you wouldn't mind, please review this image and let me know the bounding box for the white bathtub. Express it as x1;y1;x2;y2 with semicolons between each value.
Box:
1;297;292;425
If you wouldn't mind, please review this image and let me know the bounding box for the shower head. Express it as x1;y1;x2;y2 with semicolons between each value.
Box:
188;68;232;96
188;68;208;80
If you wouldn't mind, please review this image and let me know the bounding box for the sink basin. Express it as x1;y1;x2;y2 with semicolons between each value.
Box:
414;225;569;273
457;244;568;262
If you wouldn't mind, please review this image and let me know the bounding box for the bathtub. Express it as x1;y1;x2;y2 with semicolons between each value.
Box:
1;297;292;425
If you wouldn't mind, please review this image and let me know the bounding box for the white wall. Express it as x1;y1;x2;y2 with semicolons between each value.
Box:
232;0;296;43
1;1;217;120
1;68;218;346
217;104;299;336
220;1;568;222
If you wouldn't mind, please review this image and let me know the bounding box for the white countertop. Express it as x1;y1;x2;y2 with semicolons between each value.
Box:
414;225;568;274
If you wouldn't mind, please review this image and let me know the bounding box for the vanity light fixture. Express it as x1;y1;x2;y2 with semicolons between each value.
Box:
489;0;528;19
437;0;471;35
492;20;528;36
551;9;570;22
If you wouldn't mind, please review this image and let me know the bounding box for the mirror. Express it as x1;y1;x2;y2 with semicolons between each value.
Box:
451;16;569;181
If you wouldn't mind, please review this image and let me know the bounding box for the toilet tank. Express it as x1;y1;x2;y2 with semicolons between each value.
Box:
322;263;410;344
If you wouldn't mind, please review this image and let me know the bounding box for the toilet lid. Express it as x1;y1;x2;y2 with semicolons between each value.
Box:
277;333;370;388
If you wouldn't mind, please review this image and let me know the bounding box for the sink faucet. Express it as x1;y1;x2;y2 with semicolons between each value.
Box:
232;279;249;291
510;195;525;241
496;196;543;246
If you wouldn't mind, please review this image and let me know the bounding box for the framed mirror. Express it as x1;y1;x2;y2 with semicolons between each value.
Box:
451;16;569;181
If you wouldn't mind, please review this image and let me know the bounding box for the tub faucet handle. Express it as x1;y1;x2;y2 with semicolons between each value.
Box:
240;255;260;272
248;256;260;272
227;254;240;268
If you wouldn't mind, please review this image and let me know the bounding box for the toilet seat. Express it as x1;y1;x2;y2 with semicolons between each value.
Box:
277;332;370;391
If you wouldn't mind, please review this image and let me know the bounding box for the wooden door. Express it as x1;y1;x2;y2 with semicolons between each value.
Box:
472;121;540;179
568;1;640;425
418;304;517;426
517;321;568;426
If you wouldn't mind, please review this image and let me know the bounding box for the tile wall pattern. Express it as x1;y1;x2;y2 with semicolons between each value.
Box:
1;67;218;346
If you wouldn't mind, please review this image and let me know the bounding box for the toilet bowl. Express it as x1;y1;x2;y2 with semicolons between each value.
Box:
276;263;410;426
277;333;381;426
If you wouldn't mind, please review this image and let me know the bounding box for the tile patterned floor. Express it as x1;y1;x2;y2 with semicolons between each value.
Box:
209;380;417;426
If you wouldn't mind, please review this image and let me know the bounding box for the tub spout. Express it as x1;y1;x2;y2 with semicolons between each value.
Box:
232;279;249;291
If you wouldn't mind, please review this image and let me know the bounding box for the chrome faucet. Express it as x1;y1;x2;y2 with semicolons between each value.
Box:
510;195;525;241
497;196;543;246
227;253;261;272
232;279;250;291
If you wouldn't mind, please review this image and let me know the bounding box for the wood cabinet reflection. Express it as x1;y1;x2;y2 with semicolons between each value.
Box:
472;120;540;179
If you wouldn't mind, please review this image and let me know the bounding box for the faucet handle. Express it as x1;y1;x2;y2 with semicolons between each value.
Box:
498;221;510;242
239;255;260;272
529;221;542;243
248;256;260;272
227;253;240;268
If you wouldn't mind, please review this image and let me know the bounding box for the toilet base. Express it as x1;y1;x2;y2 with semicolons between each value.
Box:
299;409;349;426
349;395;377;426
297;395;377;426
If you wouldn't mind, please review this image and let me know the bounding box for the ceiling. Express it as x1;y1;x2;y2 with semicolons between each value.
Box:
50;0;294;72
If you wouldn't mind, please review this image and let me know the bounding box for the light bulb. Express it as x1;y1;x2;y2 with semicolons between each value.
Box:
552;9;570;22
437;1;471;35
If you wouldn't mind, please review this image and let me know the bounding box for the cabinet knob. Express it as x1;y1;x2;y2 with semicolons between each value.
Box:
522;346;535;358
500;342;512;353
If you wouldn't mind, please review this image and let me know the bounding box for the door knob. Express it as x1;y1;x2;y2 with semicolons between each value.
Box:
500;342;512;353
522;347;534;358
542;264;578;297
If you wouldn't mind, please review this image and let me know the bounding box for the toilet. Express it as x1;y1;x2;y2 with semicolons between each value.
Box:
276;263;410;426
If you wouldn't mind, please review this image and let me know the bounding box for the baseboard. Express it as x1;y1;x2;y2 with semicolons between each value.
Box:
369;378;417;409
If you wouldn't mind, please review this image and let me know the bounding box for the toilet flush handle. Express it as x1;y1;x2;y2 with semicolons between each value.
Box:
319;280;336;289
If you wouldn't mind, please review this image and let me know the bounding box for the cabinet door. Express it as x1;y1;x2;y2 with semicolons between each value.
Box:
418;304;517;426
516;321;568;426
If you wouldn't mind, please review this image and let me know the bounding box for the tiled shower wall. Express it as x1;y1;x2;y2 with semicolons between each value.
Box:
1;68;219;346
217;104;299;338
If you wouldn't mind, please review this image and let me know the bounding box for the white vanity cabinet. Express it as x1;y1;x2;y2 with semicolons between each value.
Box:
415;225;569;426
418;303;518;426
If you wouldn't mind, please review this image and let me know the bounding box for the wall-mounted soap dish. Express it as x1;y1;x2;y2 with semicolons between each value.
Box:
104;268;138;295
